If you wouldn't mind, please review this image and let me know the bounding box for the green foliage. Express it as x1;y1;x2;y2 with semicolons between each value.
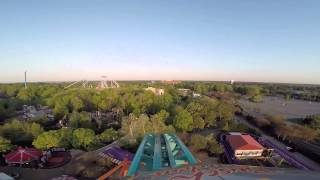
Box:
119;136;138;150
0;99;18;120
214;83;232;93
0;136;13;153
250;95;263;102
99;128;118;143
246;86;262;97
70;97;84;112
32;128;73;150
217;102;235;122
71;128;96;150
189;134;207;151
173;110;193;132
120;114;150;139
206;134;224;155
189;134;224;155
69;111;93;129
150;111;175;133
0;120;44;145
186;102;206;130
193;117;205;130
151;110;169;123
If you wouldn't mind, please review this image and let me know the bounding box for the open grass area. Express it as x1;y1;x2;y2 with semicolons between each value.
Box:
240;96;320;119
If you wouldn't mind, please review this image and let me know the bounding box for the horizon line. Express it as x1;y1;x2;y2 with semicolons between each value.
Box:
1;80;319;86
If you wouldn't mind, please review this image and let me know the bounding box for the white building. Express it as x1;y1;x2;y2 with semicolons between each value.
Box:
145;87;165;96
226;133;264;159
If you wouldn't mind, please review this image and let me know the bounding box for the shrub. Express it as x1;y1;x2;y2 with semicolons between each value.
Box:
99;128;119;144
189;134;207;151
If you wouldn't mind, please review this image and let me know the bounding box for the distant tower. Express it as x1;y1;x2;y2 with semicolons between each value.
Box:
230;80;234;85
24;71;28;89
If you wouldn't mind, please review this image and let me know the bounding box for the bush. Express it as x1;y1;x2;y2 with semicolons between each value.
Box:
206;134;224;155
119;137;138;150
0;136;13;153
99;128;118;144
189;134;207;151
250;95;262;102
96;158;113;167
82;166;105;178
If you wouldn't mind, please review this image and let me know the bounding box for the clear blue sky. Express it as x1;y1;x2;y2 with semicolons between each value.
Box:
0;0;319;84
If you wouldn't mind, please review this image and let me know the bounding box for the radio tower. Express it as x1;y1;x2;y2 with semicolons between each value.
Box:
24;71;28;89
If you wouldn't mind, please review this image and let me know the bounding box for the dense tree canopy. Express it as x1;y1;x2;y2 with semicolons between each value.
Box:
0;120;44;145
99;128;118;144
32;128;73;150
173;110;193;132
72;128;96;150
69;111;93;129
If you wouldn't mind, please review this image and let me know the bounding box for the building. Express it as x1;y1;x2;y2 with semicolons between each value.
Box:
22;105;54;120
226;133;264;159
178;88;191;96
192;92;201;98
145;87;164;95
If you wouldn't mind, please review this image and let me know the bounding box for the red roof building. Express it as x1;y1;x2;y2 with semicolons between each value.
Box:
226;133;264;159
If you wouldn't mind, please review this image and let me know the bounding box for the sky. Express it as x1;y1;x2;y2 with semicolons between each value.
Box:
0;0;320;84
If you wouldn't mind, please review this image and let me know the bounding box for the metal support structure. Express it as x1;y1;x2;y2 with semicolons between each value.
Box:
127;135;150;176
127;133;197;177
24;71;27;89
171;134;197;165
153;135;162;170
163;134;176;168
64;76;120;89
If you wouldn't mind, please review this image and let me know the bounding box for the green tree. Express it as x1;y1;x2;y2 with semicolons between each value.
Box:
99;128;118;143
246;86;262;97
53;101;69;120
119;114;151;139
69;111;93;129
0;136;13;153
70;97;84;112
151;110;169;123
32;128;73;150
189;134;207;151
250;95;263;102
217;102;235;122
150;111;175;134
29;123;44;138
214;84;227;92
193;117;205;130
206;135;224;155
72;128;96;150
0;120;43;144
173;110;193;132
205;111;217;127
17;89;32;103
32;131;61;150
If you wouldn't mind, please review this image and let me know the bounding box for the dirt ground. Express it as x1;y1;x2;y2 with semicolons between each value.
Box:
240;96;320;119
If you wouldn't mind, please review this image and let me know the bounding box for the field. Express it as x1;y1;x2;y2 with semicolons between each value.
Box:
239;96;320;119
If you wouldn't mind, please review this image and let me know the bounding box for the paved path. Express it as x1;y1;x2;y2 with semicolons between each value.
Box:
95;141;119;154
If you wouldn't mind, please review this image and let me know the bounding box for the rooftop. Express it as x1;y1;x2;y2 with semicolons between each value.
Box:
226;134;264;151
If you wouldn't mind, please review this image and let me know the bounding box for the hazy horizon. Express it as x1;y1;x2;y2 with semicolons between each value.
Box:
1;0;320;84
